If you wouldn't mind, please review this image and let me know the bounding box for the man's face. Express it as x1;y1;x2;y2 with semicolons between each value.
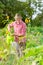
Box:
16;18;21;22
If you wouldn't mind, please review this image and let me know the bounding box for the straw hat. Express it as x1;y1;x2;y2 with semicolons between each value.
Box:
14;13;22;20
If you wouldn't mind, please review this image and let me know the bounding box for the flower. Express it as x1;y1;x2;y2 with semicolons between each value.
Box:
7;16;9;19
6;30;9;34
25;18;30;23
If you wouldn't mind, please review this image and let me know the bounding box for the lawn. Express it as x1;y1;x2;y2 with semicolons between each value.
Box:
0;26;43;65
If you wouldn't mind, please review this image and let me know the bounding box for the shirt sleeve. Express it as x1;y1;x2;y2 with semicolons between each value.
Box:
8;22;14;31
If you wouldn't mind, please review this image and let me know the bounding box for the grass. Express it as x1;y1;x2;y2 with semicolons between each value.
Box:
0;26;43;65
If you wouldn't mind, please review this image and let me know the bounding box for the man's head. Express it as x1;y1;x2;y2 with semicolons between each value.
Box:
14;13;22;21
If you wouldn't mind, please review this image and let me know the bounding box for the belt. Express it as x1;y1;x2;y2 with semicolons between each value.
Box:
18;35;26;40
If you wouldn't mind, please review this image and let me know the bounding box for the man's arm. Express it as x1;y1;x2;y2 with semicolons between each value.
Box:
8;22;14;32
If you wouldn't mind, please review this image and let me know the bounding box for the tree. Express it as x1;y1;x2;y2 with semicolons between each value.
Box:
0;0;34;28
26;0;43;26
0;0;43;27
0;0;25;27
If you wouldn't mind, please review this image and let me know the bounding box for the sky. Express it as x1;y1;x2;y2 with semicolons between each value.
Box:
18;0;26;2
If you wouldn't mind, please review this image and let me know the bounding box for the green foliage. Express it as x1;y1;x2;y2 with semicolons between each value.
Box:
32;13;43;26
0;26;43;65
6;35;13;44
